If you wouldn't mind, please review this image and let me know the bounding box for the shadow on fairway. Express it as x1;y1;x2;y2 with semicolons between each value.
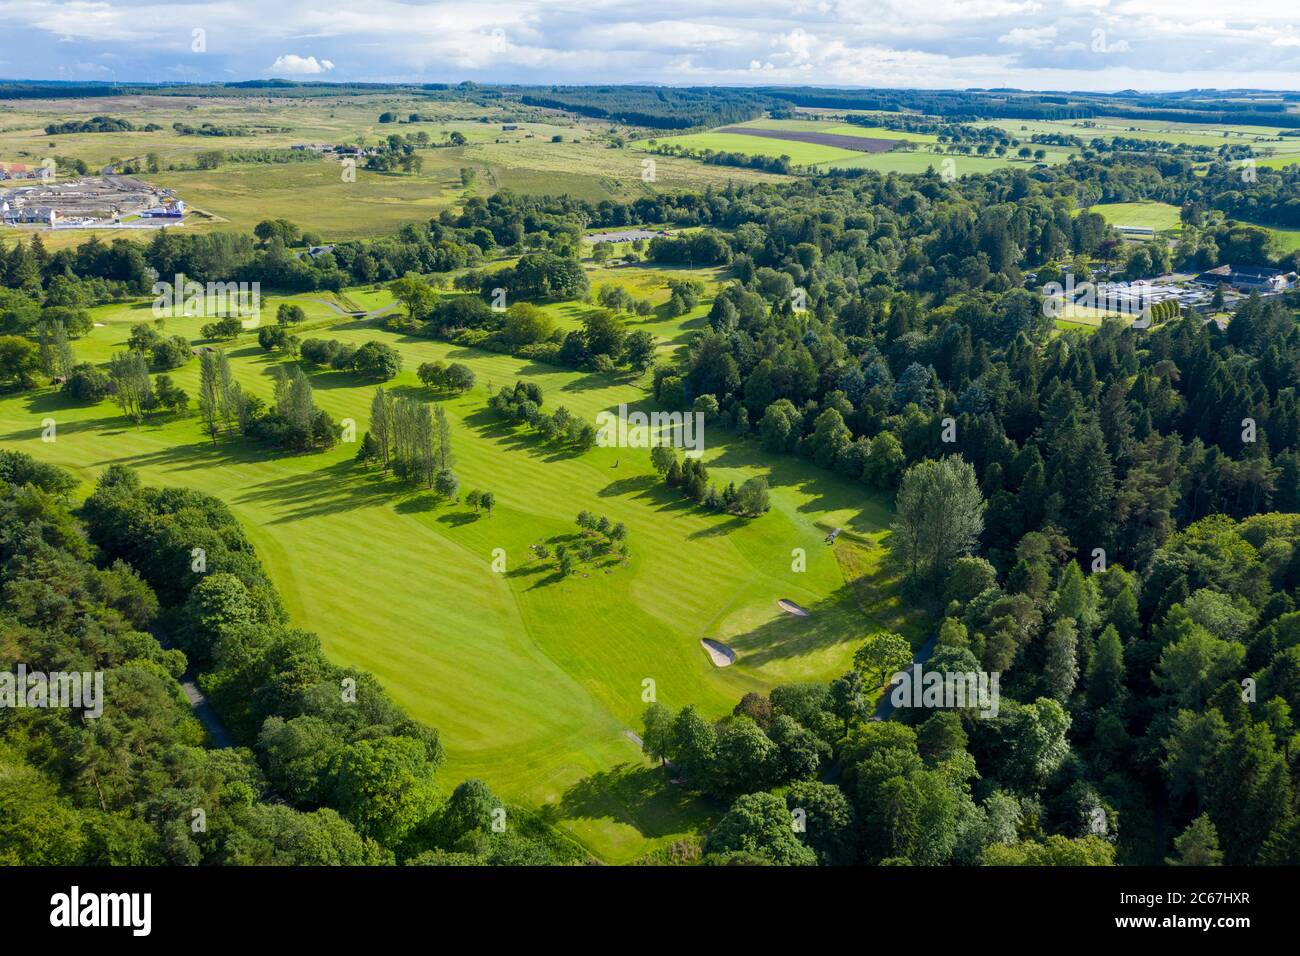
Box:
435;509;481;527
725;584;877;669
545;763;717;841
461;407;590;463
231;459;397;522
707;441;893;534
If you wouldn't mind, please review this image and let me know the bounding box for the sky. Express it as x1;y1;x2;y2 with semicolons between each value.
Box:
1;0;1299;91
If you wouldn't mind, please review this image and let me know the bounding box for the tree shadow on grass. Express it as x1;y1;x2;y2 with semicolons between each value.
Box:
229;458;399;523
460;408;591;464
705;441;893;534
19;389;97;416
597;474;657;497
558;371;623;395
542;762;717;841
394;492;445;514
90;431;287;475
435;510;481;528
686;514;748;540
304;368;374;391
597;476;696;515
725;584;877;670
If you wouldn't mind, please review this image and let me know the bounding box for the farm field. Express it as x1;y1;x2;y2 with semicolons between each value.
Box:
984;116;1300;150
637;119;1068;174
634;131;863;166
730;118;926;142
813;150;1033;175
0;92;786;246
0;268;919;864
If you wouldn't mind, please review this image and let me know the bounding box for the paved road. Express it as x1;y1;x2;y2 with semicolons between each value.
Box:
873;632;939;721
179;673;235;749
301;297;399;319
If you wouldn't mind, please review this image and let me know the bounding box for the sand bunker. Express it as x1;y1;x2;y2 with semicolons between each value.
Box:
778;599;810;617
700;639;736;667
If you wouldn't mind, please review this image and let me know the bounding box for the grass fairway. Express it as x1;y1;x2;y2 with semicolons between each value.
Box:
1087;201;1184;233
0;274;918;863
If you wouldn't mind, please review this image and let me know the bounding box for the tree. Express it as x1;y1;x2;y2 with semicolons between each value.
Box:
714;717;778;794
650;445;677;476
1167;814;1222;865
276;303;306;325
417;360;446;389
732;476;770;516
355;431;379;466
444;363;475;393
1042;618;1079;702
0;336;40;389
107;350;152;422
1086;625;1125;709
438;779;500;847
62;363;109;402
892;455;985;583
257;716;344;806
624;330;656;373
389;275;437;322
434;405;453;471
329;736;440;847
829;670;872;735
434;468;459;501
854;631;913;691
705;791;816;866
670;705;718;787
370;388;393;470
479;491;495;516
864;432;906;490
351;341;402;380
640;703;675;767
198;350;221;439
982;834;1115;865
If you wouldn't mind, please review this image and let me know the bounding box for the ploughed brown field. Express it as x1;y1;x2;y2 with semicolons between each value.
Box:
716;126;898;153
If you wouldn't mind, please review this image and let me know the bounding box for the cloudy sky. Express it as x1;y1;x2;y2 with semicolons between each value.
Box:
1;0;1299;90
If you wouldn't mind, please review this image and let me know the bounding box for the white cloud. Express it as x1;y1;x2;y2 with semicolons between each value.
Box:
0;0;1297;88
999;26;1058;47
269;54;334;74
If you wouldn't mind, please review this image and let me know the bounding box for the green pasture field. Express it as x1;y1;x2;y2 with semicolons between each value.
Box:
634;131;862;166
985;116;1298;147
812;150;1037;175
731;118;938;145
0;267;920;863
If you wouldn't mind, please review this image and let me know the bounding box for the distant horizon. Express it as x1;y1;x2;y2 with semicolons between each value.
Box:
1;0;1298;92
5;78;1300;97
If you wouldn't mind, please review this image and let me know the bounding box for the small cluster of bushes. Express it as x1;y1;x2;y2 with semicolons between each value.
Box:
416;359;476;392
299;338;402;380
127;322;194;370
651;445;771;516
488;380;597;449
